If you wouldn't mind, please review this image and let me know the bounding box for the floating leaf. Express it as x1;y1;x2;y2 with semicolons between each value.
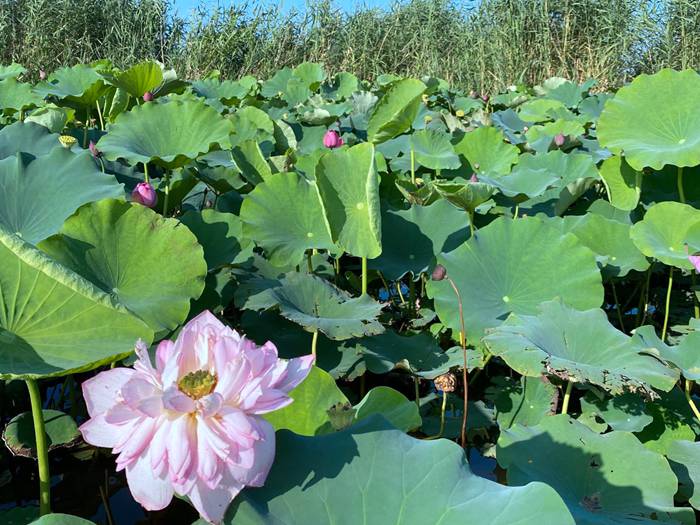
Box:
0;149;123;245
240;172;334;267
315;143;382;258
367;78;426;143
39;199;206;331
215;417;574;525
483;300;678;397
0;227;152;380
244;272;384;340
353;386;421;432
427;216;603;340
487;376;558;429
598;69;700;170
498;415;693;525
97;100;232;168
3;409;79;458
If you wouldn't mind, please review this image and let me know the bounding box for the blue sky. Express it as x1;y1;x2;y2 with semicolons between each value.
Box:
172;0;392;15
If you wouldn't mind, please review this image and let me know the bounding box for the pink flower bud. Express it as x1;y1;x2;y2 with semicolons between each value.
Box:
323;130;344;149
88;141;102;158
481;94;490;103
39;69;47;81
142;91;154;102
432;264;447;281
131;182;157;208
554;134;566;147
470;173;479;183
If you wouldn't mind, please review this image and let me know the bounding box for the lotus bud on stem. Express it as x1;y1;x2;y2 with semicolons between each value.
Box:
432;264;468;448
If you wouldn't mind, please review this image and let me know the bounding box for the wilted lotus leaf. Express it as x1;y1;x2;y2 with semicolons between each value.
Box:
428;216;603;340
483;300;678;397
598;69;700;170
497;415;694;525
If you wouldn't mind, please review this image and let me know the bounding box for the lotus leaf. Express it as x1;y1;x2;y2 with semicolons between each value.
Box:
30;515;96;525
36;64;106;107
0;121;59;160
487;375;558;429
0;78;42;113
110;60;163;98
367;78;426;143
598;155;642;211
409;129;460;170
667;440;700;510
180;209;252;270
579;391;653;432
453;126;519;176
3;409;79;457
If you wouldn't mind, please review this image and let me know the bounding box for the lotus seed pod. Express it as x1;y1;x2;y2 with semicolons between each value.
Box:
58;135;77;149
456;110;465;118
434;373;456;392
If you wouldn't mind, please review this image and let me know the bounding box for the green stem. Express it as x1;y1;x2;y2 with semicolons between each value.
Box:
468;211;475;237
637;266;652;327
610;280;626;332
26;379;51;515
396;281;406;305
686;380;700;422
310;329;318;359
693;272;700;319
162;172;171;216
426;390;448;440
414;376;420;409
143;163;150;184
95;100;105;131
678;166;686;204
83;108;89;149
361;256;368;295
662;267;674;342
306;251;313;274
513;204;519;220
561;381;573;415
410;146;416;185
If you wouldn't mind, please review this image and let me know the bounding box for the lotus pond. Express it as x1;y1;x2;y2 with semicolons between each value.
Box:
1;60;700;524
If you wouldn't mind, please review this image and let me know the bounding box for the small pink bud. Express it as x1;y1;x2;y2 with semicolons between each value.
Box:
432;264;447;281
132;182;158;208
39;69;47;81
481;94;490;103
470;173;479;183
323;130;344;149
88;141;102;158
686;245;700;272
142;91;154;102
554;134;566;147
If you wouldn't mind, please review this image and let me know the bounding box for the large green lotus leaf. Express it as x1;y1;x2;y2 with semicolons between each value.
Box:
558;214;650;278
370;200;469;280
3;409;79;457
0;78;43;112
264;366;349;436
497;415;694;525
635;387;700;455
244;272;384;340
30;515;96;525
110;61;163;98
427;216;603;340
525;119;585;153
367;78;426;144
216;417;574;525
97;100;233;168
38;199;206;332
315;143;382;258
229;106;275;146
323;71;359;100
0;227;152;380
35;64;106;107
0;63;26;80
667;440;700;510
240;172;334;267
599;155;642;211
25;104;73;133
353;386;421;432
580;391;653;433
231;140;272;184
518;98;566;121
180;209;252;270
597;69;700;170
480;168;558;198
453;126;519;176
293;62;326;89
483;300;678;396
432;178;495;213
409;129;460;170
0;121;59;160
630;201;700;269
191;76;256;104
486;375;558;430
0;149;124;245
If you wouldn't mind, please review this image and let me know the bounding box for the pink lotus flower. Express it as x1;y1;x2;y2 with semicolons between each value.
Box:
143;91;154;102
131;182;157;208
323;129;344;149
39;69;47;81
554;133;566;147
89;140;102;158
469;173;479;183
79;311;314;523
686;244;700;272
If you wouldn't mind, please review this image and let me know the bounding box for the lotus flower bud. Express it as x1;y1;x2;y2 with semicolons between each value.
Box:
142;91;154;102
470;173;479;183
481;94;490;103
432;264;447;281
554;133;566;147
39;69;47;81
323;129;344;149
131;182;158;208
88;140;102;158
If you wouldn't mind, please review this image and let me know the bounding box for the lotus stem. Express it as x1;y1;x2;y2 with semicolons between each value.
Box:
637;266;652;327
26;379;51;516
513;204;519;220
446;276;468;449
143;163;150;184
468;211;475;237
19;109;24;122
678;166;686;204
396;281;406;305
426;390;448;440
561;381;573;415
95;100;105;131
310;329;318;358
410;146;416;185
306;251;313;274
610;280;626;332
361;256;368;295
692;272;699;319
83;108;90;149
662;267;674;342
414;376;420;409
685;380;700;422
